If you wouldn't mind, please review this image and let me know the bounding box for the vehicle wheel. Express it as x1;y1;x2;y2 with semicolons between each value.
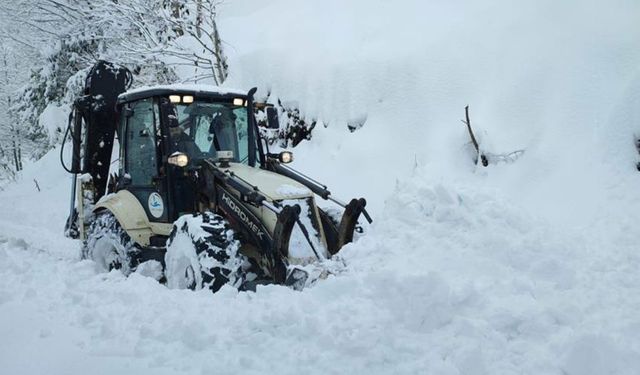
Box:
165;212;244;293
83;211;137;274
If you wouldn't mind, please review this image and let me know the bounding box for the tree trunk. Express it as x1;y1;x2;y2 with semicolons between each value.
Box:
12;140;19;172
172;1;183;35
196;0;203;38
17;143;22;171
211;16;228;85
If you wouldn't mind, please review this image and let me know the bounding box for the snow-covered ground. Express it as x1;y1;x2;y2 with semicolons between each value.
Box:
2;0;640;374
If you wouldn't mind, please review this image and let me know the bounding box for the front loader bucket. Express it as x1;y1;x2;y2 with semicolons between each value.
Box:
273;204;314;290
271;204;301;284
336;198;368;252
319;209;340;255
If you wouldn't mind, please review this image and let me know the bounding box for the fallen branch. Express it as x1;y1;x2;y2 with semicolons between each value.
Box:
461;105;488;167
483;150;525;165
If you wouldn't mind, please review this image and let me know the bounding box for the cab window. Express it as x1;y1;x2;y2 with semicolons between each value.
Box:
125;98;158;185
173;101;250;163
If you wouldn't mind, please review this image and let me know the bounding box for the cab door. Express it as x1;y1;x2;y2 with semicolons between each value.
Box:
121;98;169;223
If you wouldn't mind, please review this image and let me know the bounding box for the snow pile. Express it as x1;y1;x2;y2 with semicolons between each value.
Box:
220;0;640;222
2;159;639;374
38;104;69;144
343;167;640;373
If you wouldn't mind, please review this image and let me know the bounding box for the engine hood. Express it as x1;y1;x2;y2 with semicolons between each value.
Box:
223;163;313;201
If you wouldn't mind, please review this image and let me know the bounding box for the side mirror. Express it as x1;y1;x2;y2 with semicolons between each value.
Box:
266;107;279;129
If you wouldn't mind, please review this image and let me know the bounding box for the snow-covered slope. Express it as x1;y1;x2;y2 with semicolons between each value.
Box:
221;0;640;222
2;1;640;374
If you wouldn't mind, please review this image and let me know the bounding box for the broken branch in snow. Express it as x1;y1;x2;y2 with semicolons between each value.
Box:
483;150;525;165
461;105;488;167
461;105;525;167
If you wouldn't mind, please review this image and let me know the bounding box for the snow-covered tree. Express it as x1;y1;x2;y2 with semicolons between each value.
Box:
0;39;29;179
108;0;229;84
0;0;229;174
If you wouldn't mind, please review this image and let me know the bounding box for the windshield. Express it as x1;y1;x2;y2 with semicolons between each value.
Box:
169;100;250;163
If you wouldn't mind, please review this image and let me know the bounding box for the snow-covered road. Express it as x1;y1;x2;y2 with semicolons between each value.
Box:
1;151;639;374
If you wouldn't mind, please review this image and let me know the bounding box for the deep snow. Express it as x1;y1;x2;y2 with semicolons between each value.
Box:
2;0;640;374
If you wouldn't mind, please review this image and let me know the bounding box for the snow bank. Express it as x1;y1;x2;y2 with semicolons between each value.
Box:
39;103;69;144
220;0;640;225
2;160;639;373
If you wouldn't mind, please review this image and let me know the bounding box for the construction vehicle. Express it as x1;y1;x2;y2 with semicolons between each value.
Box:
62;61;371;292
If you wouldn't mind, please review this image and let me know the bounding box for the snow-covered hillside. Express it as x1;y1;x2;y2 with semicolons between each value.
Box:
2;1;640;374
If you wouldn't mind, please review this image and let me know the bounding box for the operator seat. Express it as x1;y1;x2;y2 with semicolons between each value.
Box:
209;109;239;160
167;107;200;157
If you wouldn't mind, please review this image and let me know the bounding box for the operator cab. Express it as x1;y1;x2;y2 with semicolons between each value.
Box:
117;85;258;164
115;85;262;223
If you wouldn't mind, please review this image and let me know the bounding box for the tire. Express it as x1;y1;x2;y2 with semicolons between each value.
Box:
83;211;137;274
165;212;244;293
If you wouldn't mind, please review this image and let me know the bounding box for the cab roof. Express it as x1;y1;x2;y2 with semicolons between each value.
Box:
117;84;248;104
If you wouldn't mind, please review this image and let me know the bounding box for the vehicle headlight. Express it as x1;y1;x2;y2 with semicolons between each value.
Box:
279;151;293;164
168;152;189;167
